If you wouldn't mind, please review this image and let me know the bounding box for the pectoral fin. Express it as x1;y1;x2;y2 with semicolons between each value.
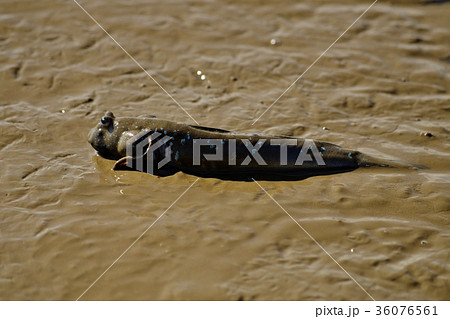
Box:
113;156;135;171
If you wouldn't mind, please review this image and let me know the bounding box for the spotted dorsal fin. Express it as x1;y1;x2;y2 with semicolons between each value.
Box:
138;114;157;119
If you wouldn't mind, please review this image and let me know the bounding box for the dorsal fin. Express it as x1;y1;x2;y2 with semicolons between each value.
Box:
191;125;230;134
138;114;157;119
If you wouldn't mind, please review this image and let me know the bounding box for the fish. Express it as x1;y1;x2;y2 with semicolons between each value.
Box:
88;111;420;181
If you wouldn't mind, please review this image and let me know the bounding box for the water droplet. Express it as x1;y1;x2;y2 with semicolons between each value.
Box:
270;38;280;46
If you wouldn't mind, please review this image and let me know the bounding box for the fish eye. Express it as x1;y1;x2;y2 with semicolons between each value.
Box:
101;117;108;124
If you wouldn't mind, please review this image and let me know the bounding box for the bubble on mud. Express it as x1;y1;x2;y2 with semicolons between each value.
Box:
270;38;280;45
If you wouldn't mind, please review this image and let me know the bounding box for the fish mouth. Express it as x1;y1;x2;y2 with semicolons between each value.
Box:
90;143;118;160
88;127;109;158
87;127;98;146
94;149;116;160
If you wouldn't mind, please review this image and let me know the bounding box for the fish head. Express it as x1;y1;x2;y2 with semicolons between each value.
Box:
89;111;161;160
88;111;128;160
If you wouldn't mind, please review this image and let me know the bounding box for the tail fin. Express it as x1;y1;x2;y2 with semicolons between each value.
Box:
355;152;427;169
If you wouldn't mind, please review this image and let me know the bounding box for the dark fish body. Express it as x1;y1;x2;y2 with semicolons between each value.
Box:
88;112;414;180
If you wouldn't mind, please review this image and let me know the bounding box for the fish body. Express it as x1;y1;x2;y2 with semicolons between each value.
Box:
88;111;412;180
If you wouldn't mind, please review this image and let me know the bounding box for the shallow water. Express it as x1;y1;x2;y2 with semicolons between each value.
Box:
0;0;449;300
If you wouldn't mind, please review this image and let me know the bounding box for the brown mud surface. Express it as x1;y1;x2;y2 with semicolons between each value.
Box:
0;0;449;300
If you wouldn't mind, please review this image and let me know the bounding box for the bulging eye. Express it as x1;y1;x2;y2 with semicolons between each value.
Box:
100;116;115;133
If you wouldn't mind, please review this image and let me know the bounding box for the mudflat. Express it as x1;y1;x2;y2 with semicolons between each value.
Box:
0;0;449;300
